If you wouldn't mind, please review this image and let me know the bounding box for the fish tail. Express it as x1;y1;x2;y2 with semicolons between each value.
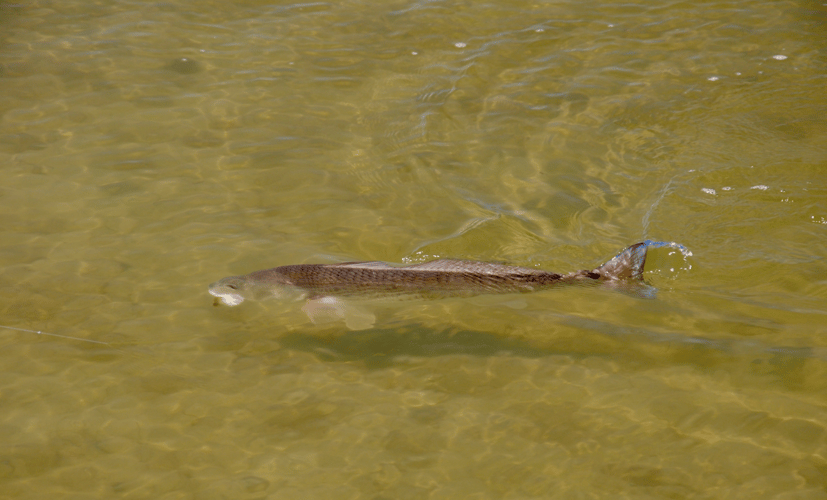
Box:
594;241;650;280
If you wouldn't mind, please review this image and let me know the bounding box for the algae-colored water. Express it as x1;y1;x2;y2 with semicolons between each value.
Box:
1;0;825;498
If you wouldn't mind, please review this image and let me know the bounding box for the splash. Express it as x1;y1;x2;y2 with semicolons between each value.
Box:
640;240;693;279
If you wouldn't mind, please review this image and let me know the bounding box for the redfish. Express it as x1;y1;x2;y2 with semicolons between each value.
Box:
209;241;678;329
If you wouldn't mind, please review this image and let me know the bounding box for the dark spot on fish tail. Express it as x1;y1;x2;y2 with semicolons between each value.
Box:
569;270;600;280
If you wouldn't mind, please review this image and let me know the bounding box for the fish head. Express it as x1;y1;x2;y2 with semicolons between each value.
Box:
209;272;305;306
209;276;248;306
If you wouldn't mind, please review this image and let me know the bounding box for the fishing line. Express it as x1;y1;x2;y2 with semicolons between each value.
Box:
0;324;115;348
642;174;676;237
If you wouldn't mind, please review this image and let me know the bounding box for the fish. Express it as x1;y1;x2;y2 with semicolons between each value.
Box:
209;241;679;330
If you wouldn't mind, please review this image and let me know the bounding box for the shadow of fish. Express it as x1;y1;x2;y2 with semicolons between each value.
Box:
209;241;674;330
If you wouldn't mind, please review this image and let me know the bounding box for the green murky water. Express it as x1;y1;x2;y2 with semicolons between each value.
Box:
1;0;826;498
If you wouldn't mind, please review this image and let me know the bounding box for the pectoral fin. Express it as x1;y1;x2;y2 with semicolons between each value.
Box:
302;297;376;331
501;299;528;309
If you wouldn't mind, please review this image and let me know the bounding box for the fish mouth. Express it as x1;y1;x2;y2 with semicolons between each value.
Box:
209;287;245;306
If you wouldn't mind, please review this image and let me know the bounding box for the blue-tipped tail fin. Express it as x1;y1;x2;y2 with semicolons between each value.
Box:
593;240;691;299
595;241;649;280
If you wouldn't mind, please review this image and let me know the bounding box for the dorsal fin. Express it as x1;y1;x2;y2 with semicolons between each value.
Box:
327;261;396;270
405;259;543;275
404;259;471;271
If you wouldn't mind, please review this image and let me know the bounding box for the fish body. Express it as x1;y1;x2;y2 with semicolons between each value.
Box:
209;241;661;329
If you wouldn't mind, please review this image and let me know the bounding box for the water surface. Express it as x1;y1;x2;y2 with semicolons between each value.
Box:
1;0;826;498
